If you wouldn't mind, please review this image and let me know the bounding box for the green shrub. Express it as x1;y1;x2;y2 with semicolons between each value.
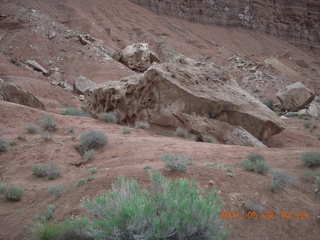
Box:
302;168;315;182
270;169;296;192
88;168;97;175
3;185;23;201
0;181;7;194
122;127;132;134
86;175;94;182
240;153;270;175
77;179;87;186
143;165;152;170
44;205;56;220
41;114;57;132
60;108;90;117
315;175;320;188
161;153;194;172
79;130;107;152
31;218;89;240
0;135;9;153
82;150;96;163
174;127;189;138
301;152;320;167
136;121;150;129
83;171;227;240
26;123;39;134
304;121;312;129
98;112;118;123
41;131;52;141
33;162;61;180
48;184;65;199
263;98;274;110
203;135;216;143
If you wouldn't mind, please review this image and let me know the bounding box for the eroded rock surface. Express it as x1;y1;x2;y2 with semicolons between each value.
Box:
84;56;285;143
277;82;314;111
113;43;160;72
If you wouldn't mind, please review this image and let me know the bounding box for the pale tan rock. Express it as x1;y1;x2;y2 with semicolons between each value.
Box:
113;43;160;72
78;34;103;46
277;82;314;111
73;75;97;94
26;60;50;76
0;78;45;110
84;56;286;142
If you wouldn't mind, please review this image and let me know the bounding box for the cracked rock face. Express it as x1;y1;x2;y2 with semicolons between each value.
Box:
84;56;286;143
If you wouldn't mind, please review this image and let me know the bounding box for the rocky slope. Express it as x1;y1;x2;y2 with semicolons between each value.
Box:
0;1;320;240
130;0;320;53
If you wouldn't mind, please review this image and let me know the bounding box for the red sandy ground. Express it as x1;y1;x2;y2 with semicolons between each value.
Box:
0;0;320;239
0;101;320;240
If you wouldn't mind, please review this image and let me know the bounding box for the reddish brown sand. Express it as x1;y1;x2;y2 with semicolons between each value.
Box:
0;0;320;239
0;101;320;240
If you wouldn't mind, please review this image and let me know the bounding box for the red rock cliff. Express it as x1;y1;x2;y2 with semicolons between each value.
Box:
129;0;320;53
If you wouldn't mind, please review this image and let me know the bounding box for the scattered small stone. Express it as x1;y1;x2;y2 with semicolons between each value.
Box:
78;95;85;101
208;180;214;185
48;31;57;40
314;188;319;193
51;81;59;86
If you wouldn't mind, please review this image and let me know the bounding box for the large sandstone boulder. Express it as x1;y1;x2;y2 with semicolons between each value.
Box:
84;56;286;142
113;43;160;72
276;82;314;111
0;78;45;110
73;75;97;94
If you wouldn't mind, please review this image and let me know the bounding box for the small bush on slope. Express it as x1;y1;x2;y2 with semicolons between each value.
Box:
161;153;194;172
79;130;107;152
84;171;227;240
301;152;320;168
1;184;23;201
98;112;118;123
136;121;150;129
31;218;89;240
32;172;227;240
270;169;296;192
0;135;9;153
240;153;270;175
33;162;61;180
41;114;57;132
60;108;91;117
26;123;39;134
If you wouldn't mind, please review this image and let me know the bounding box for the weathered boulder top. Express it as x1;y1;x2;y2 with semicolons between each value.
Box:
113;43;160;72
276;82;315;112
84;57;286;141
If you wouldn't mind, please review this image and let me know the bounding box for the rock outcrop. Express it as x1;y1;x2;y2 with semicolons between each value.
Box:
84;56;286;144
73;75;97;94
277;82;315;111
174;113;266;148
129;0;320;53
113;43;160;72
0;78;45;110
